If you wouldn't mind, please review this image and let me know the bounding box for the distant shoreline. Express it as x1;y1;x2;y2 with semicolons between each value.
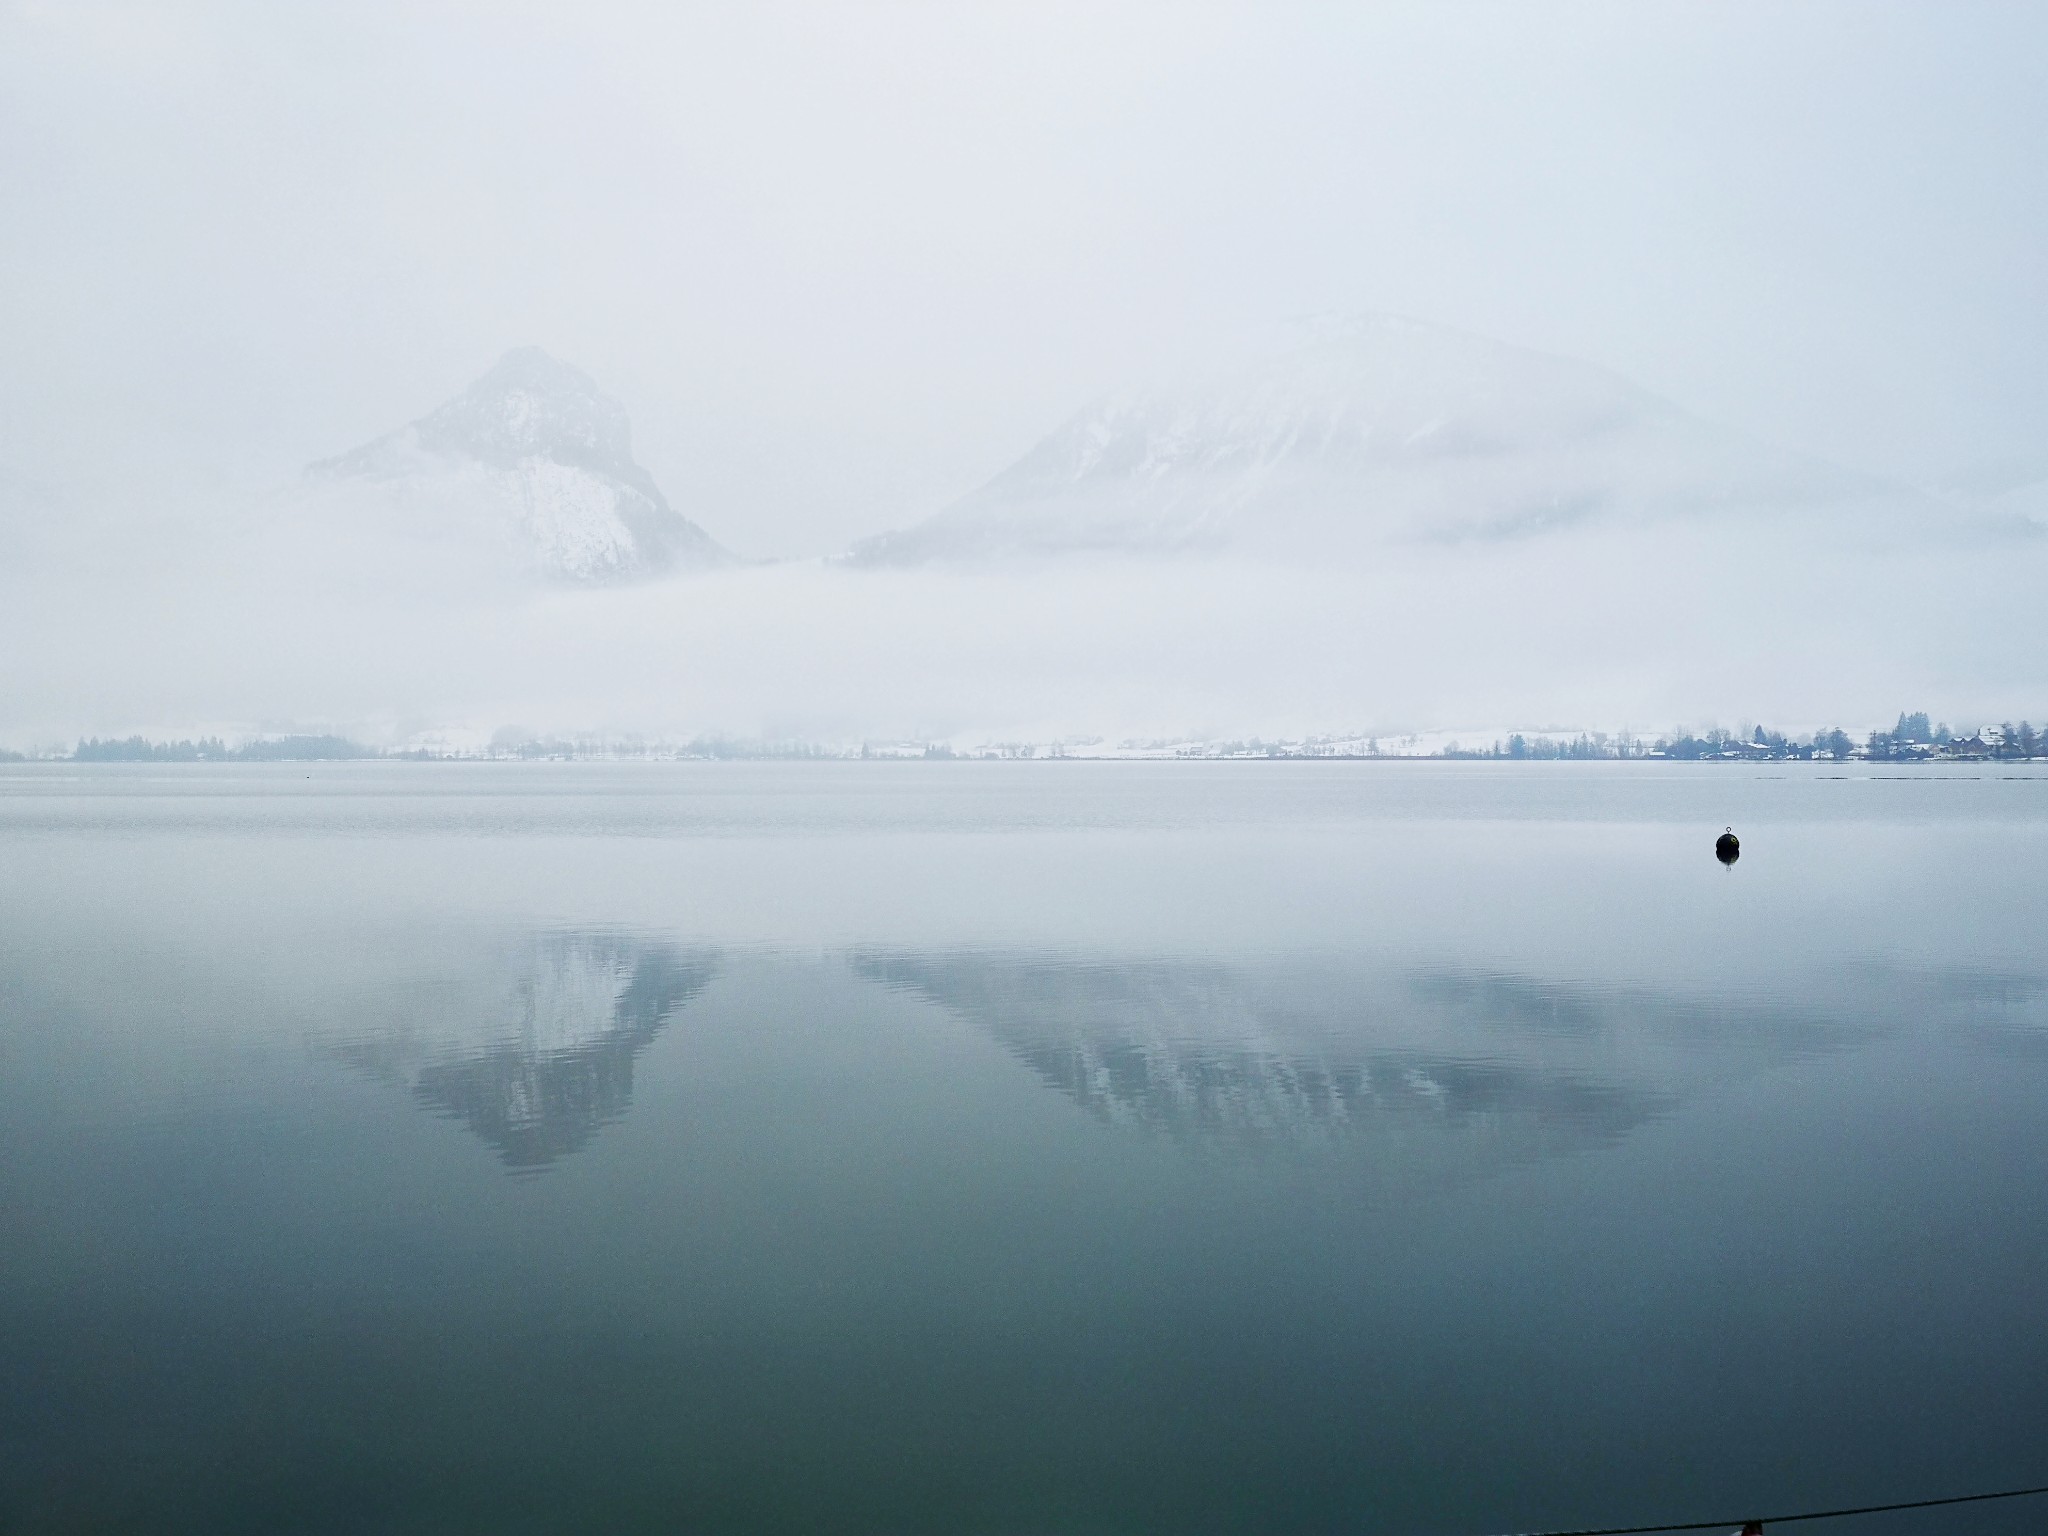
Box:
2;713;2041;767
6;746;2044;768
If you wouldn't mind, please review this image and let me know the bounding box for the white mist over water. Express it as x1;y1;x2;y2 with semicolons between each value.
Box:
3;515;2040;749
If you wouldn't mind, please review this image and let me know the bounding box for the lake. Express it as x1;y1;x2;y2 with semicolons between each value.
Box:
2;760;2045;1535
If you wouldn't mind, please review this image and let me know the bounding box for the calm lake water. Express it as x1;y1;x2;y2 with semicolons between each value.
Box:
2;761;2046;1535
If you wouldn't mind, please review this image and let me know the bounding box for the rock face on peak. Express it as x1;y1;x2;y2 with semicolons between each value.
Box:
310;348;732;582
847;314;1902;566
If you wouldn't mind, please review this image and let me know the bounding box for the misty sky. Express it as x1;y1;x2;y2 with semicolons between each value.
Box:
5;1;2047;560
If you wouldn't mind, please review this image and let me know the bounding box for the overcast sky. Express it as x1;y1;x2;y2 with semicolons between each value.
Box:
4;0;2046;559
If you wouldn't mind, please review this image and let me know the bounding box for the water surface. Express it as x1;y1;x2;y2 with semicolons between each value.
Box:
3;762;2045;1534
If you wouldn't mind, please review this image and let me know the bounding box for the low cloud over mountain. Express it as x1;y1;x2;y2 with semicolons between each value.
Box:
849;314;1959;567
3;319;2043;751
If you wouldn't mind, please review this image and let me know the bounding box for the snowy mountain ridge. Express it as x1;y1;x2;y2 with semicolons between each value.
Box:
848;313;1930;566
308;347;732;582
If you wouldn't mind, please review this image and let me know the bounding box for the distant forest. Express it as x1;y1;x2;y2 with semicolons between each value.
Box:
1449;713;2043;762
6;711;2041;764
67;735;376;762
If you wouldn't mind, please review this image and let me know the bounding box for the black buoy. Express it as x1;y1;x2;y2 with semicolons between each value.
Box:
1716;826;1740;866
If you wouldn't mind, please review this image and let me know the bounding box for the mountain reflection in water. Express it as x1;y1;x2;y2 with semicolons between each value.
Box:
335;931;717;1170
320;935;2046;1176
850;949;1681;1166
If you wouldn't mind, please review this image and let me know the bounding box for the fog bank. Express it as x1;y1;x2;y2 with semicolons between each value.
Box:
4;512;2040;752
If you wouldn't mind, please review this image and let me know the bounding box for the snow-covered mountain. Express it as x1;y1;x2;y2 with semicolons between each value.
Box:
847;313;1931;566
308;347;732;582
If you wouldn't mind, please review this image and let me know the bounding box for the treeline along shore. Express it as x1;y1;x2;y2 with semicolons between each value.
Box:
2;711;2043;765
65;735;376;762
1447;713;2044;763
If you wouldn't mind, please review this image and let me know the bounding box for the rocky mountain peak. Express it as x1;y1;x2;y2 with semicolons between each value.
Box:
409;347;636;476
307;348;733;582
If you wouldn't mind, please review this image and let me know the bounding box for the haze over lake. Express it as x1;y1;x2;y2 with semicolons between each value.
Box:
3;761;2045;1533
